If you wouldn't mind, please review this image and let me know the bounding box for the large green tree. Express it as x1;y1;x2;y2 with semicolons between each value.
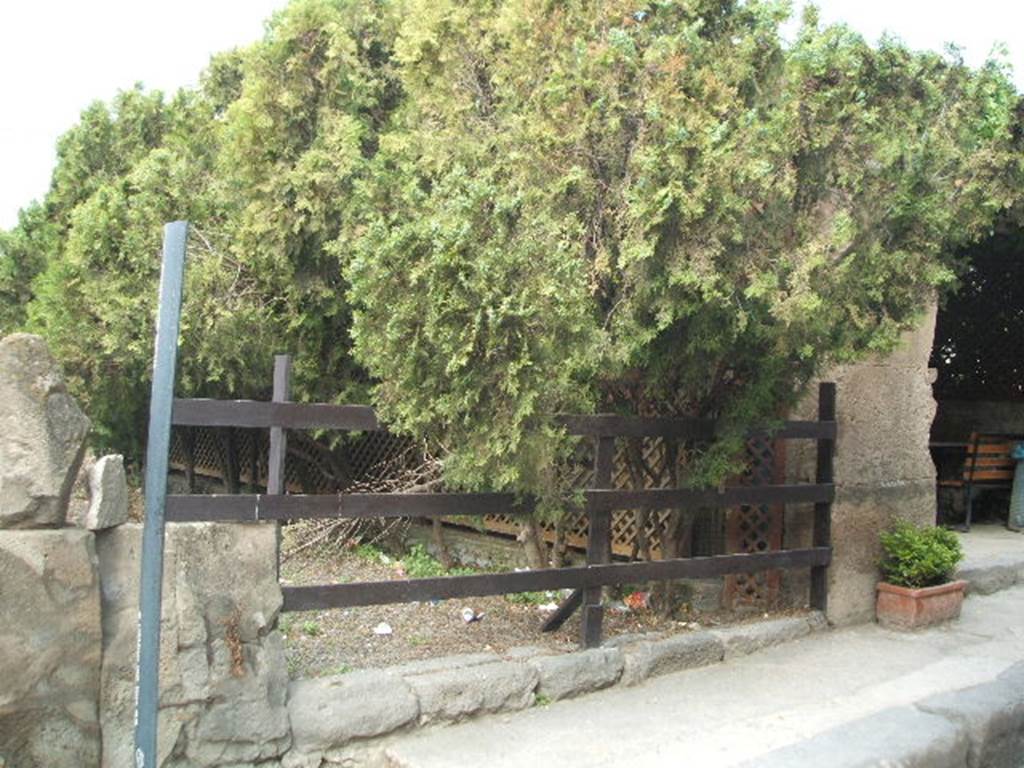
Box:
345;0;1023;502
2;0;399;455
0;0;1020;492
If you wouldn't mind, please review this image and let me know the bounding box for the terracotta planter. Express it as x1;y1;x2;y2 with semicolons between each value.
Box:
876;580;967;630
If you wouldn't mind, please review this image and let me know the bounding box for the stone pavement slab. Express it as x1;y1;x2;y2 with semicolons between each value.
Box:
384;585;1024;768
957;524;1024;595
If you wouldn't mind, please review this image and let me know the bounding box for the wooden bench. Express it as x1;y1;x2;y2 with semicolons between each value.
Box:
937;433;1022;531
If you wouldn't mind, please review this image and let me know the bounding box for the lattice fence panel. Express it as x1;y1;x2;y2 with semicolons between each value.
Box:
171;428;773;561
446;436;729;558
169;427;415;495
723;436;784;610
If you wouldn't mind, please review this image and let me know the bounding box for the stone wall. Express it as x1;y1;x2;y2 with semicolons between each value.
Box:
97;523;290;767
0;334;101;768
787;304;940;625
0;334;289;768
0;529;102;768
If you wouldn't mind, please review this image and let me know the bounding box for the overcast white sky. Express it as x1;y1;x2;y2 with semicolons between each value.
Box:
1;1;1023;230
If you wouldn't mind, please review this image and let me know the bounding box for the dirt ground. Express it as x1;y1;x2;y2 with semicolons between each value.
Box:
279;532;811;678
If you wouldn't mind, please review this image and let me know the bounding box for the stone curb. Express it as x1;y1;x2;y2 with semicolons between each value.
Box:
742;660;1024;768
958;559;1024;596
283;611;828;761
529;647;623;701
736;705;970;768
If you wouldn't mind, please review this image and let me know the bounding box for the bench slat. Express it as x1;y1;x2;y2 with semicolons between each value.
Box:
964;470;1015;482
964;457;1016;468
967;444;1015;455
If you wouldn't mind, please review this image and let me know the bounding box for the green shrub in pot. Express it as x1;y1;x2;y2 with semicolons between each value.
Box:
879;521;964;589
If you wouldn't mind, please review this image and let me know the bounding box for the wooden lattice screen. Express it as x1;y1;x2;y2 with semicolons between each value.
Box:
168;428;782;559
169;427;414;495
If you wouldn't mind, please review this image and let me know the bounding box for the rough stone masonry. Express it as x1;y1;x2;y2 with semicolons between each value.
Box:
0;334;291;768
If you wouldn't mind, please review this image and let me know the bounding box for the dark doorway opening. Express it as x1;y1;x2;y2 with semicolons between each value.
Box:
930;221;1024;525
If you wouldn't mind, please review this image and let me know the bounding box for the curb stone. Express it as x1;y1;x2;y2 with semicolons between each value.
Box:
916;661;1024;768
744;661;1024;768
619;631;725;686
710;616;813;659
529;647;623;701
282;611;829;761
737;706;969;768
287;670;419;753
960;563;1020;596
404;661;539;725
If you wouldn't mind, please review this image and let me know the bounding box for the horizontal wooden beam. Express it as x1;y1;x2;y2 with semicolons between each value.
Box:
171;399;378;431
165;483;832;522
558;414;836;441
165;492;533;522
281;547;832;611
584;483;835;512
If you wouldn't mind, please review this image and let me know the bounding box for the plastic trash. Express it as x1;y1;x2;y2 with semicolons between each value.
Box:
460;607;484;623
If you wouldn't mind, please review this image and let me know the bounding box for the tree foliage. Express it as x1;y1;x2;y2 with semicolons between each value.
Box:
0;0;1020;492
1;1;399;455
347;1;1023;499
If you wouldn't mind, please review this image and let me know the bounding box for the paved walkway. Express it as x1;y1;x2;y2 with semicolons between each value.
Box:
387;579;1024;766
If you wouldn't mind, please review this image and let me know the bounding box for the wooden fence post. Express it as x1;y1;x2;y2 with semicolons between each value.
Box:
582;435;615;648
810;382;836;613
268;354;292;580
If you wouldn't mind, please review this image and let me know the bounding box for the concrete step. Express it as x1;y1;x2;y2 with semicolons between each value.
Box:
383;585;1024;768
957;525;1024;596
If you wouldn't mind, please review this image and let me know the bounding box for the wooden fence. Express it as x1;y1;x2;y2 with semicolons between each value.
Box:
164;356;836;647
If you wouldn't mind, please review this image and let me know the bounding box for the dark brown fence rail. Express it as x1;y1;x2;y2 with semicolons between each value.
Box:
165;359;836;648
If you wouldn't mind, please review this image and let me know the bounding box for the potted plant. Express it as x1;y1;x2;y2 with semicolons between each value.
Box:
876;521;966;630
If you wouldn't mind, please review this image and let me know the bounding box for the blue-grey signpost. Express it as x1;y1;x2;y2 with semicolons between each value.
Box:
134;221;189;768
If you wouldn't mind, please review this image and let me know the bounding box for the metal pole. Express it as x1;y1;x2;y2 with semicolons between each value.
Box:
134;221;188;768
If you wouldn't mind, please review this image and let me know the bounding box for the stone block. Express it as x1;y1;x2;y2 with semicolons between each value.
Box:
529;647;623;701
96;522;288;767
404;661;538;724
0;528;101;768
740;706;968;768
710;616;812;659
287;670;419;753
80;454;129;530
917;671;1024;768
619;631;724;686
0;333;90;528
959;564;1019;596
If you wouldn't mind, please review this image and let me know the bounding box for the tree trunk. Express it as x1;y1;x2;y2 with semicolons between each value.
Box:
551;512;569;568
519;517;547;570
431;518;454;570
